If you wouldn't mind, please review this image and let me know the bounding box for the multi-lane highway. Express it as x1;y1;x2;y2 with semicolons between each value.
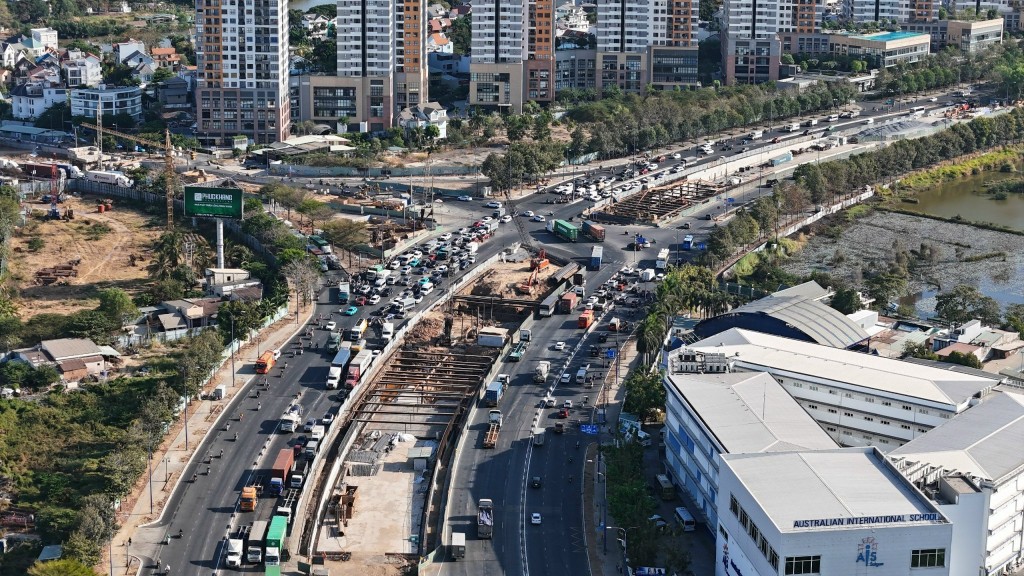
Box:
151;92;976;574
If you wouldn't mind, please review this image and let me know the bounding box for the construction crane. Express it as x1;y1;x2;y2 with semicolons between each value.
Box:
81;122;181;231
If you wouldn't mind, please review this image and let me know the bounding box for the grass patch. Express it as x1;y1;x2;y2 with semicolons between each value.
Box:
731;252;759;277
844;204;874;221
898;147;1023;191
961;251;1007;262
83;222;113;241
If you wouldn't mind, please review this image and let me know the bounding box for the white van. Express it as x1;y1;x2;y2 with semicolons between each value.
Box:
674;506;697;532
420;283;435;295
575;365;590;384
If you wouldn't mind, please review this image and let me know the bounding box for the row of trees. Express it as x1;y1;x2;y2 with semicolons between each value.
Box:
634;265;729;364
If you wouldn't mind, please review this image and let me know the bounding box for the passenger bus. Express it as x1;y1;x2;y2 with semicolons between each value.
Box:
909;106;926;117
682;235;694;250
255;351;276;374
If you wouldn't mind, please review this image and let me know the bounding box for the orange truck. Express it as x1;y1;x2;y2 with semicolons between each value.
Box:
240;485;258;511
255;350;276;374
578;310;594;329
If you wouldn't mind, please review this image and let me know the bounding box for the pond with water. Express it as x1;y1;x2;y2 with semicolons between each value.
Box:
899;170;1024;231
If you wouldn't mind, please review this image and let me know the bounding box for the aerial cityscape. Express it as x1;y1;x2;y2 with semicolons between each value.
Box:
1;0;1024;575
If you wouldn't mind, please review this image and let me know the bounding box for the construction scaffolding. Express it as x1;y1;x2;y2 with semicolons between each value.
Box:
592;179;720;225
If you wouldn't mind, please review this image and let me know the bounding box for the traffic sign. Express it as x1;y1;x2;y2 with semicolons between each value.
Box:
726;197;735;204
605;348;616;359
580;424;599;435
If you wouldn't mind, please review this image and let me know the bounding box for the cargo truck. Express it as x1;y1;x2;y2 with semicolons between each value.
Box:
451;532;466;560
269;448;295;496
770;151;793;166
589;246;603;271
265;515;287;565
483;410;502;448
327;332;342;353
290;460;310;489
85;170;133;187
280;404;302;432
240;484;259;511
381;322;395;342
344;349;373;389
247;520;268;563
484;381;504;407
546;219;580;242
225;538;243;567
534;361;550;382
578;309;595;329
558;292;578;313
338;281;351;304
581;221;606;242
478;499;494;539
640;268;656;281
532;428;545;446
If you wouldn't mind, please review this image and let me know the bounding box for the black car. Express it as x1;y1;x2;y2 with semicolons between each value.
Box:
599;333;609;343
764;178;779;187
531;476;542;488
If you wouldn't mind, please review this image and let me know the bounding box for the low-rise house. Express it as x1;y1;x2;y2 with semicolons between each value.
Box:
428;33;453;53
302;14;331;41
204;267;263;297
10;81;68;120
150;46;182;69
397;101;448;139
158;76;190;106
113;39;146;63
1;39;25;68
12;337;120;384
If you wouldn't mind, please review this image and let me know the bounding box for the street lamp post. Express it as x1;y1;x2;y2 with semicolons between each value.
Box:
164;457;170;482
230;317;237;386
147;443;154;514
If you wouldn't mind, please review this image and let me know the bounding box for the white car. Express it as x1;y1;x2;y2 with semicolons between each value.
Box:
522;210;535;218
500;215;512;223
439;233;453;241
485;201;502;209
481;216;494;223
554;341;566;351
400;265;412;275
272;349;282;359
368;295;381;305
928;97;938;102
436;265;449;274
532;215;546;222
564;400;573;409
325;321;337;331
531;513;542;525
388;260;401;270
672;153;682;159
561;373;572;384
458;195;473;202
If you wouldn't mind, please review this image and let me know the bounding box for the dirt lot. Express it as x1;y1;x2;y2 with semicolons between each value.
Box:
9;196;163;321
463;258;560;299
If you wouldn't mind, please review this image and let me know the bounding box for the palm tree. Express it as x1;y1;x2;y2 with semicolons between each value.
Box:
148;230;184;281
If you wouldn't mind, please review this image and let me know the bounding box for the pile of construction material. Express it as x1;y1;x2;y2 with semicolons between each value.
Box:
35;258;81;285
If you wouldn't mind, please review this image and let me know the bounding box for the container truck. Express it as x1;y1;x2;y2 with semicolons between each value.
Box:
578;309;595;329
21;161;83;180
589;246;604;271
640;268;656;281
546;219;580;242
344;349;373;389
247;520;268;563
532;428;545;446
478;499;494;539
269;448;295;497
770;151;794;166
483;410;502;448
786;123;800;132
558;292;578;313
534;361;550;382
381;322;395;342
581;221;606;242
451;532;466;560
240;484;259;511
484;381;504;407
338;281;351;304
85;170;133;187
656;249;670;270
264;515;287;565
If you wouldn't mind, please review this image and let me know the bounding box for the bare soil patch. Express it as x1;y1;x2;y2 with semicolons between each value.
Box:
9;196;163;321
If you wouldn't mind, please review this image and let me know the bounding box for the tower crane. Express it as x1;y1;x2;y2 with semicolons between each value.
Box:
81;123;181;231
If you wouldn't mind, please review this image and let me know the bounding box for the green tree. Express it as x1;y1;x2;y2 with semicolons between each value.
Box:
27;559;99;576
934;284;1001;326
946;350;983;368
622;367;667;423
903;341;938;360
65;310;118;343
321;218;368;251
830;287;861;314
35;103;71;131
448;17;472;55
97;288;139;327
217;299;264;344
152;67;174;84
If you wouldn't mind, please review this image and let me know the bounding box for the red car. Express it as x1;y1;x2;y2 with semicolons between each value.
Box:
355;296;367;306
557;408;569;419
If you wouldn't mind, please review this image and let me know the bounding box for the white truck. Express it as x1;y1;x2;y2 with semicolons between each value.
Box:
326;366;342;389
280;404;302;432
640;268;656;281
85;170;133;187
382;322;395;342
786;122;800;132
466;242;480;255
749;129;764;139
224;538;243;567
534;361;550;383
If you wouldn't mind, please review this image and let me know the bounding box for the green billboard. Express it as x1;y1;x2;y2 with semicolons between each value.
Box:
183;186;244;219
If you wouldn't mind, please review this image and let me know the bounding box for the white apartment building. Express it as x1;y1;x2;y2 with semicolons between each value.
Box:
684;328;997;449
718;448;953;576
469;0;527;110
62;53;102;88
595;0;699;91
843;0;940;23
663;370;837;532
29;27;58;52
195;0;291;146
71;86;144;123
891;388;1024;576
10;82;68;120
721;0;825;83
596;0;664;53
